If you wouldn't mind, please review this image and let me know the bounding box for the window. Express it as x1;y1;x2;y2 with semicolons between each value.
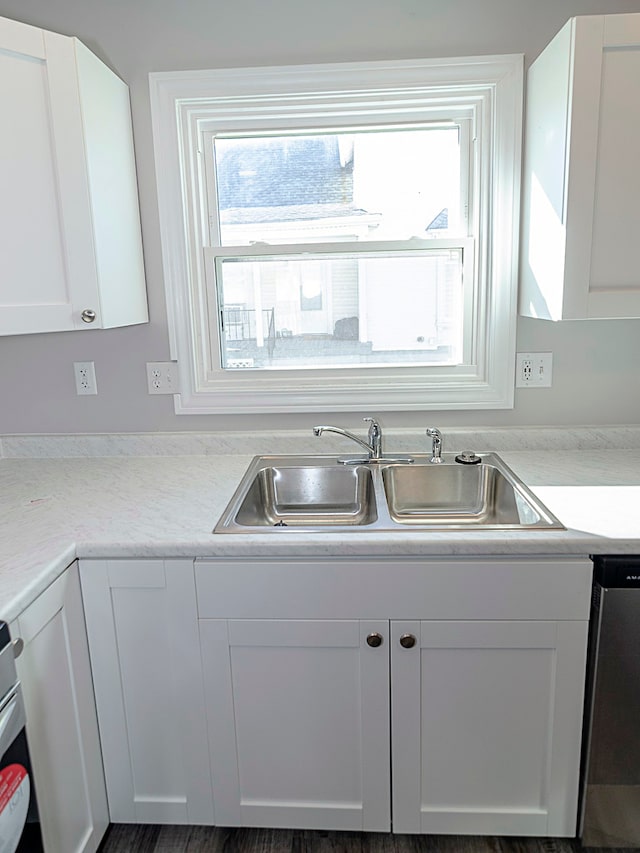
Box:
150;56;522;413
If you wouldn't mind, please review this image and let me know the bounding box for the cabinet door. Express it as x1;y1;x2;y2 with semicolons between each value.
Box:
0;18;81;333
13;563;109;853
200;619;390;831
581;15;640;317
391;619;588;836
521;13;640;320
0;15;147;335
80;559;213;824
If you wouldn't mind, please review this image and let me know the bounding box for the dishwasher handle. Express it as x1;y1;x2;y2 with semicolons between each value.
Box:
0;686;26;758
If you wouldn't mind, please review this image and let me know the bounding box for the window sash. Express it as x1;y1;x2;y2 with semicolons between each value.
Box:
202;119;474;249
204;238;476;372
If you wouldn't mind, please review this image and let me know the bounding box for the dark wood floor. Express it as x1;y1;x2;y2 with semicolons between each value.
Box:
97;826;626;853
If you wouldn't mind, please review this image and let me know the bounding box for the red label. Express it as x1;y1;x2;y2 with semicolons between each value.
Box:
0;766;27;815
0;764;30;853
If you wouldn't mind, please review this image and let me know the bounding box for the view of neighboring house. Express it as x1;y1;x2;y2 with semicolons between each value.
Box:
213;130;464;369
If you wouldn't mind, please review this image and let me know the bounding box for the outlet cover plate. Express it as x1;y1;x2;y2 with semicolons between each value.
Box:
146;361;179;394
74;361;98;395
516;352;553;388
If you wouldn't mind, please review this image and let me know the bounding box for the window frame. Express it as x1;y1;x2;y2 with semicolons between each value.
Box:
149;55;523;414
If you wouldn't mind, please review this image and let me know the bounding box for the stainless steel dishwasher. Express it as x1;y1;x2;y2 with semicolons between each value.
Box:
580;555;640;848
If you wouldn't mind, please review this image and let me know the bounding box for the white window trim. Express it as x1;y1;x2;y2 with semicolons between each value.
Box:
149;55;523;414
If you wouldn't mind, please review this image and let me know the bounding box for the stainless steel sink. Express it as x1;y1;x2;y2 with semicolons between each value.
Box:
214;453;564;533
382;459;551;527
218;457;377;530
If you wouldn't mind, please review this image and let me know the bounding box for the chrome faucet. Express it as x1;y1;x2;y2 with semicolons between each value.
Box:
313;417;384;460
426;427;443;463
313;418;414;465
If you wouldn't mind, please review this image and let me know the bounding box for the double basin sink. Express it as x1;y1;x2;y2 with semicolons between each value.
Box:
214;453;563;533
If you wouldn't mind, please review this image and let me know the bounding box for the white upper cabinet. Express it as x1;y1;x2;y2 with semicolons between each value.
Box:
0;15;148;335
520;13;640;320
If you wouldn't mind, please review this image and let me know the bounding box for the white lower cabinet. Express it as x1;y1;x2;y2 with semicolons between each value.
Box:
390;619;588;835
11;562;109;853
199;618;391;831
196;557;592;837
77;556;591;838
79;559;213;824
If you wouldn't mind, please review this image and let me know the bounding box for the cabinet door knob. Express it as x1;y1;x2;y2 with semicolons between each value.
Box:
81;309;97;323
399;633;416;649
12;638;24;659
366;632;383;648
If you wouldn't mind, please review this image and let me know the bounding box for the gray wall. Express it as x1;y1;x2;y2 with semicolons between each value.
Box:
2;0;640;434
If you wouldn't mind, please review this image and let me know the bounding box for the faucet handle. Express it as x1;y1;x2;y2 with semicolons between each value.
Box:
363;417;382;458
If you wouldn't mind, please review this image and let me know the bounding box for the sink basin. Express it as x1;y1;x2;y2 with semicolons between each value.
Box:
214;453;563;533
382;460;549;527
218;458;377;529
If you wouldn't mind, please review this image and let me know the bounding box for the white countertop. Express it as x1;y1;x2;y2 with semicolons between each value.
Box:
1;445;640;623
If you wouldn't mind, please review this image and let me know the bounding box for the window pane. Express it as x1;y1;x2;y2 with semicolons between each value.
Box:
214;128;461;246
217;250;463;369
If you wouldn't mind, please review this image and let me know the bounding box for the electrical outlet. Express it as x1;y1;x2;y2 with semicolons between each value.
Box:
146;361;179;394
73;361;97;395
516;352;553;388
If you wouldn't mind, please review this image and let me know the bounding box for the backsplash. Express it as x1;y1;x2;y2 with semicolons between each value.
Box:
2;426;640;458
